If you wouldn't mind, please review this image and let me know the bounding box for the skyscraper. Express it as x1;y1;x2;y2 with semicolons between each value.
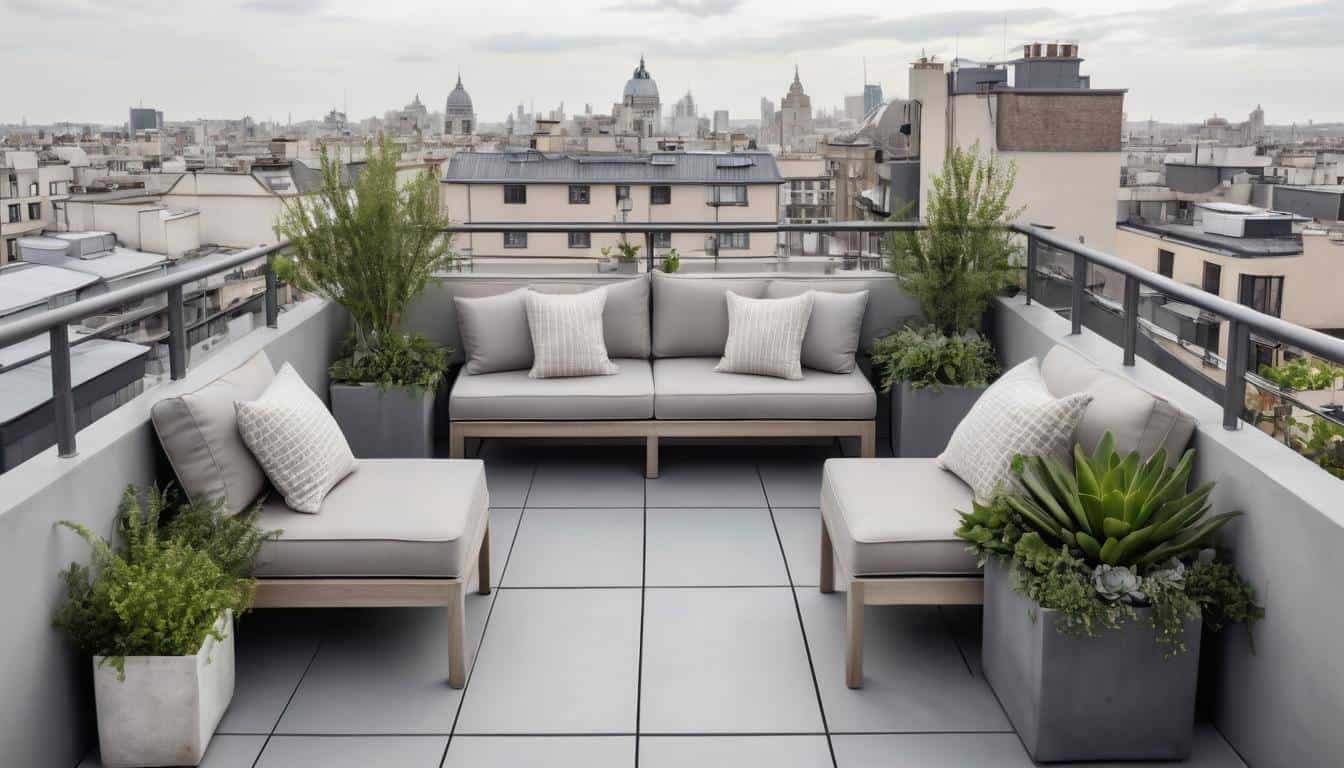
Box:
759;97;776;145
863;83;884;115
779;67;813;151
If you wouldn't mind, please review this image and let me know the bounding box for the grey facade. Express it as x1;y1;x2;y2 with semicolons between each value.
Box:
1273;185;1344;222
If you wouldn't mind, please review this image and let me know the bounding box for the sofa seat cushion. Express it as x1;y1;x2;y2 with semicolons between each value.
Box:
653;357;876;420
821;458;979;576
450;358;653;421
254;459;488;579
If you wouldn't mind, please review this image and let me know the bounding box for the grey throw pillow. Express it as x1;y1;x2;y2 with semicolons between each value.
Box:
651;272;768;357
798;289;869;373
454;288;533;374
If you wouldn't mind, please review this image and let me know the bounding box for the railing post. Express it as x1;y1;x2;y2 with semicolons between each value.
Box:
1223;319;1249;430
264;264;279;329
167;285;187;380
1025;234;1037;305
1070;252;1086;335
49;324;78;458
1122;274;1140;366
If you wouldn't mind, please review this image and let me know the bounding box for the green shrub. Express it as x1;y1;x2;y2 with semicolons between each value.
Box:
1258;357;1344;392
661;248;681;273
329;331;450;391
870;325;999;393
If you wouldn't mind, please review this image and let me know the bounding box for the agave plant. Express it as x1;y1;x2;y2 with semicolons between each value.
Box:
995;432;1240;568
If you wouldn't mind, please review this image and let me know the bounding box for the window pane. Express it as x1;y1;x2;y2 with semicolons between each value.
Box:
615;185;630;202
651;185;671;204
568;232;590;248
504;185;526;204
504;232;527;248
653;231;671;248
568;185;590;204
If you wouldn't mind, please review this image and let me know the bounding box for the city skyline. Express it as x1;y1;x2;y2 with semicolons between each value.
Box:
2;0;1340;127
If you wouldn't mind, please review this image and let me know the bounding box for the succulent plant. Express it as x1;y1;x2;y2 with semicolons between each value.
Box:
1093;564;1146;603
998;432;1241;569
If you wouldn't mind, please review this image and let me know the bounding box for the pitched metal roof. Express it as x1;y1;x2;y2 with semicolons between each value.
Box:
442;151;783;185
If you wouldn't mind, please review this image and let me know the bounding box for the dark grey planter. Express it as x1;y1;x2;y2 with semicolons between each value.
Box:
330;383;435;458
889;381;986;457
981;558;1201;763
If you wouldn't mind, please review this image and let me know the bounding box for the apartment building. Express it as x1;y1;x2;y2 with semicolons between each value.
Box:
441;150;784;266
776;156;836;256
1;151;74;263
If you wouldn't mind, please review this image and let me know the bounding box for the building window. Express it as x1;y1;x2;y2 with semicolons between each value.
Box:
651;185;671;205
49;181;61;195
503;184;527;204
568;185;591;204
503;232;527;248
1202;262;1222;295
708;184;748;206
718;232;749;250
4;239;14;260
1158;249;1174;278
6;178;16;197
568;232;591;248
1239;274;1284;318
6;203;19;222
652;231;672;248
28;202;40;220
615;185;631;204
28;182;38;196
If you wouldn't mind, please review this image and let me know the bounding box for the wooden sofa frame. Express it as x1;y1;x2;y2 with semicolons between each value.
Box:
819;517;984;689
253;522;492;689
449;419;876;478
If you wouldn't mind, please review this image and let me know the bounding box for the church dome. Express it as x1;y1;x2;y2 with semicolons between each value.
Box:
446;74;473;114
623;56;659;99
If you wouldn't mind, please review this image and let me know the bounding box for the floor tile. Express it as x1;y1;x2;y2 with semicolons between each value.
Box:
645;508;789;587
795;590;1010;733
443;736;634;767
218;610;325;734
456;589;641;734
255;736;447;767
467;508;523;592
772;507;826;587
939;604;985;677
274;602;491;734
639;735;832;768
758;458;825;507
483;460;535;508
502;508;643;587
529;458;645;507
640;588;823;734
80;735;267;768
645;459;767;507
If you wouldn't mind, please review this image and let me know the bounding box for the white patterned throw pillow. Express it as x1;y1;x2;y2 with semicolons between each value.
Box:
938;358;1093;502
716;290;815;380
525;287;620;379
235;363;356;513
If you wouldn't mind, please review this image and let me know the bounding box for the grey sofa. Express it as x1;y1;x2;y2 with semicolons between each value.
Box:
442;272;913;477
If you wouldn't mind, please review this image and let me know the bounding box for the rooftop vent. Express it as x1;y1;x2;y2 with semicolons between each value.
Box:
715;156;755;168
649;154;677;166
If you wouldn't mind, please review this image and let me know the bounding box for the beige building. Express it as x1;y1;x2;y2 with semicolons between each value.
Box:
778;68;814;153
441;151;784;268
2;151;74;263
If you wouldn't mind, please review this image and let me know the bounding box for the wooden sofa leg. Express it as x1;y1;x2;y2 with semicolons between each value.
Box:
819;518;835;594
645;434;659;479
449;424;466;459
859;423;876;458
846;580;865;689
447;581;467;688
477;524;491;596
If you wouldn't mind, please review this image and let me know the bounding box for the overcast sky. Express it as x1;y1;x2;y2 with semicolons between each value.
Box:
3;0;1340;127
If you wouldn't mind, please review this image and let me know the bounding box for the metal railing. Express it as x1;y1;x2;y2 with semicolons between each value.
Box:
0;241;287;459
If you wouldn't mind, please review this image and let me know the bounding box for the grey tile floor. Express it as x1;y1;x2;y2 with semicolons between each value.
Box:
81;444;1247;768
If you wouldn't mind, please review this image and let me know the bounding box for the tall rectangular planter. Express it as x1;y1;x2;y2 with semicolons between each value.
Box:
890;381;985;457
93;611;235;768
981;559;1200;762
330;383;435;458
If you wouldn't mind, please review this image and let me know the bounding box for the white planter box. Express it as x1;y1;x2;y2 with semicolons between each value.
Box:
93;610;235;768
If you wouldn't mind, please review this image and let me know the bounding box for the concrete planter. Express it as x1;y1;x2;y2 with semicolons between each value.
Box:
889;381;986;457
93;611;234;768
981;559;1200;762
616;260;638;274
330;382;435;458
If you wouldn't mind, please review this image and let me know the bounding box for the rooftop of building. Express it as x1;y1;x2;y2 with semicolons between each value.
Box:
443;150;783;184
1120;220;1304;257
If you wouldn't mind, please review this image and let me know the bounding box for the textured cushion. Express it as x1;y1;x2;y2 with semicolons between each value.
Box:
532;277;650;359
938;358;1093;502
653;357;876;420
798;289;869;373
716;291;814;380
1040;345;1196;463
236;363;356;514
821;458;980;576
651;272;768;357
525;288;620;378
451;359;653;421
151;351;274;516
254;459;488;578
454;288;533;374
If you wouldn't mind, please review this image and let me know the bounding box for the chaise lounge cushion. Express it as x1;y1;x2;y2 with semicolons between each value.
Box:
821;458;979;576
451;358;654;421
254;459;489;578
653;357;876;420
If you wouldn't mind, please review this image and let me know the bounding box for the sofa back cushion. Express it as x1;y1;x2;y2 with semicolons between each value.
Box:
652;272;768;357
454;288;534;374
1040;345;1197;463
767;283;869;373
151;350;275;515
534;276;649;359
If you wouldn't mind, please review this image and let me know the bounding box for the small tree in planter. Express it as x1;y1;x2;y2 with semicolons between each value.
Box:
874;144;1020;456
955;434;1263;762
660;247;681;274
55;487;274;767
274;135;454;458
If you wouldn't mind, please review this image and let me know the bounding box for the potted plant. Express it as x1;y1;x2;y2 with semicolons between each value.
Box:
615;238;641;273
660;247;681;274
875;143;1019;456
274;136;454;458
956;434;1263;762
55;487;274;767
871;325;998;457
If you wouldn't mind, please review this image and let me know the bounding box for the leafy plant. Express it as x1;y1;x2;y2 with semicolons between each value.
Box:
661;247;681;273
329;331;449;392
1291;414;1344;479
273;135;454;387
869;325;998;393
616;239;641;262
54;487;275;677
885;142;1022;336
1258;357;1344;392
